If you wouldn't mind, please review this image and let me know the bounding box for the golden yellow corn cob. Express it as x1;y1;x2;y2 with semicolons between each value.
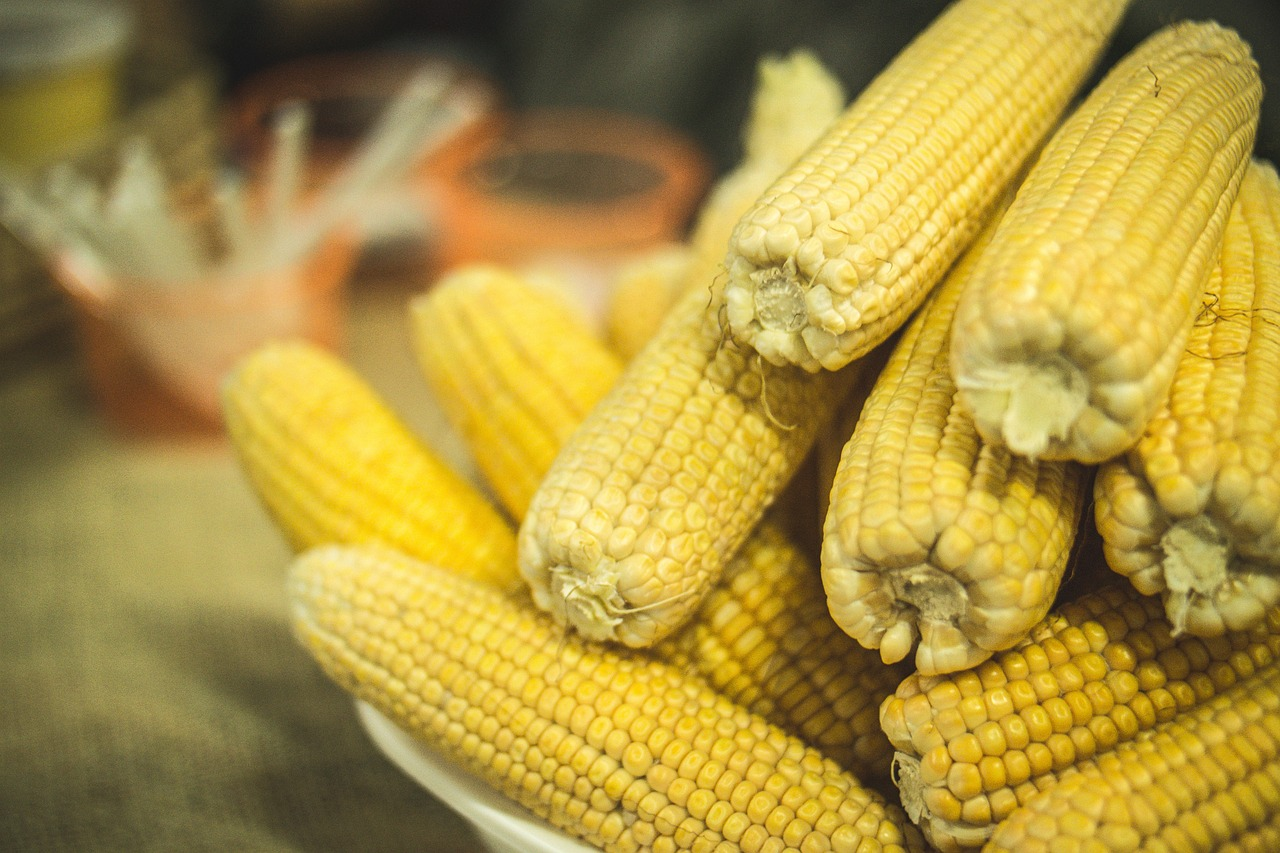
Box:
290;543;927;853
821;207;1088;675
1094;160;1280;638
518;276;862;648
605;245;693;361
221;340;519;587
950;21;1264;463
721;0;1131;373
655;522;911;784
412;264;905;777
879;582;1280;851
411;264;625;521
984;657;1280;852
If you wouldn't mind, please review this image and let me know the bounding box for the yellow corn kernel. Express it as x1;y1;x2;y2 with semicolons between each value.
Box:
721;0;1131;372
950;21;1263;463
985;658;1280;852
1094;160;1280;637
221;340;518;587
290;543;927;853
656;522;911;783
518;272;863;647
822;204;1087;675
879;582;1280;851
410;264;625;521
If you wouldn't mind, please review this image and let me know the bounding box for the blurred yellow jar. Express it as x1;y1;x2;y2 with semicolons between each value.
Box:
0;1;132;171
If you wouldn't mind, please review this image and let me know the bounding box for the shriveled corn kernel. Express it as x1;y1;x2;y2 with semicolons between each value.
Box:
722;0;1131;372
822;200;1086;675
221;339;518;587
881;581;1280;850
951;21;1263;463
1095;160;1280;637
986;659;1280;852
290;544;926;852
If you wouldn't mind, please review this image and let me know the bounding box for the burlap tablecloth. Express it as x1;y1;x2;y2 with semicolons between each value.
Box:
1;282;486;852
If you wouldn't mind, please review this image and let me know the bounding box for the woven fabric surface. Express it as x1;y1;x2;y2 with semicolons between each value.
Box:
0;284;484;852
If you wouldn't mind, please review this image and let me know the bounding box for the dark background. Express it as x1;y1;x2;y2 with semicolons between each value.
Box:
180;0;1279;175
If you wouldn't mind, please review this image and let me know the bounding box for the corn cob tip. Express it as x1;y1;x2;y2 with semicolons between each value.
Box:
540;562;626;643
724;255;843;372
823;560;1016;675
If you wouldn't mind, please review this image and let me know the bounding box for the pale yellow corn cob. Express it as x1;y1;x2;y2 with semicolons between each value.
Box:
413;266;905;775
721;0;1131;373
655;522;911;784
878;582;1280;851
290;543;928;853
950;21;1263;463
984;657;1280;852
1094;160;1280;638
518;277;862;647
604;49;847;361
821;207;1088;675
411;264;625;520
220;340;518;587
605;245;693;361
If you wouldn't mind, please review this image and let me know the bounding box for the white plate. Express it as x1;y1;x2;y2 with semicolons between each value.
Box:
355;701;599;853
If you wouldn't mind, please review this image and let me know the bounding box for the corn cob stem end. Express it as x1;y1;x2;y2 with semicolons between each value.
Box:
956;353;1089;460
543;562;626;642
891;750;988;852
725;256;840;371
1161;515;1231;634
839;563;994;674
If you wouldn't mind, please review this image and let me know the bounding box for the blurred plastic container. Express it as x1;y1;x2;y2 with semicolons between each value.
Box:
420;108;710;325
0;1;133;170
52;231;356;438
226;51;500;270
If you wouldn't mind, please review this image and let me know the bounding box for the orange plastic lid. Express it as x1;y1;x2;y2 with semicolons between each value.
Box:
420;108;711;269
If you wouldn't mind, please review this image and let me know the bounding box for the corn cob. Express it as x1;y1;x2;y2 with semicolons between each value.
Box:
518;275;862;647
290;543;928;853
984;657;1280;852
821;205;1088;675
605;245;693;361
1094;160;1280;638
720;0;1131;373
411;264;625;521
950;21;1263;463
412;265;907;778
221;340;519;587
878;582;1280;851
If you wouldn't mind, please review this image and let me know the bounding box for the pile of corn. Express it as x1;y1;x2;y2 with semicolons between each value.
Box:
222;0;1280;849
